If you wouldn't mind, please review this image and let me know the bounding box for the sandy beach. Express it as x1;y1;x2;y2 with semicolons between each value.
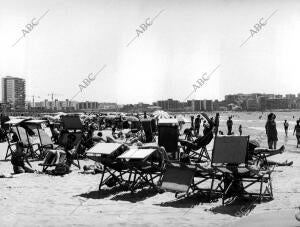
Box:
0;112;300;227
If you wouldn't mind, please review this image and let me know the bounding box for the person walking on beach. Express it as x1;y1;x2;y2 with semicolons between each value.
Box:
238;124;242;136
293;120;300;148
227;116;233;135
284;120;289;136
194;115;201;136
214;113;220;136
265;113;278;149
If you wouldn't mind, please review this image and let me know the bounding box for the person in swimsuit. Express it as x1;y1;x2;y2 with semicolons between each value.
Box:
284;120;289;137
265;113;278;149
293;120;300;148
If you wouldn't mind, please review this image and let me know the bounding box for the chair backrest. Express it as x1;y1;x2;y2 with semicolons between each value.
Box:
39;129;54;146
11;127;29;145
211;136;249;165
61;115;83;130
59;132;82;148
158;120;179;157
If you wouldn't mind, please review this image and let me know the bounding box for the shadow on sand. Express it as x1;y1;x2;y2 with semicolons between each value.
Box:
110;188;159;203
209;196;272;217
154;193;220;209
76;186;128;200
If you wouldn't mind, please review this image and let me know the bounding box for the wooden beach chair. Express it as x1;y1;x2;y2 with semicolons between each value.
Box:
24;120;56;157
4;131;17;160
39;133;83;171
179;112;215;162
117;146;168;192
4;118;26;160
86;142;132;191
211;136;274;204
11;125;41;159
58;132;83;168
179;130;213;163
159;161;222;199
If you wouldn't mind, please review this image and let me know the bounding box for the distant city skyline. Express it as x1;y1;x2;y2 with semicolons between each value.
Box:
1;0;300;104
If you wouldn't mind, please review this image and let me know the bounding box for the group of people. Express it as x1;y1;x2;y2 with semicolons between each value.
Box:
187;112;300;149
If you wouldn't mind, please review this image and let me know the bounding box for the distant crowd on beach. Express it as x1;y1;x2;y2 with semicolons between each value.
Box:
184;112;300;149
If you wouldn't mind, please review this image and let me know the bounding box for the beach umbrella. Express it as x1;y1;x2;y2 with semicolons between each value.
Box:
153;110;170;119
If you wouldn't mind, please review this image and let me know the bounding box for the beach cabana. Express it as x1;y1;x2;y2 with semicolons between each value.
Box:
24;119;56;156
158;119;179;160
5;118;41;159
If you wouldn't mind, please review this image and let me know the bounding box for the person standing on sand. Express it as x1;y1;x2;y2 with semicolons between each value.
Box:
284;120;289;136
227;116;233;135
293;120;300;148
265;113;278;149
238;124;242;136
190;115;194;129
214;113;220;136
194;115;201;136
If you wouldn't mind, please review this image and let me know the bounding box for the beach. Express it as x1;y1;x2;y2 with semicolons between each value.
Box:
0;111;300;227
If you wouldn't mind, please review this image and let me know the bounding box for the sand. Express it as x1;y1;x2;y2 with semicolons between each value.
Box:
1;117;300;226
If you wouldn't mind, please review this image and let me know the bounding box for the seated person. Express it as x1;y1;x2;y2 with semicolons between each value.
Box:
41;133;78;173
183;127;194;141
11;142;35;174
112;127;118;139
223;141;291;197
248;140;292;167
42;149;66;167
180;117;214;154
93;132;107;143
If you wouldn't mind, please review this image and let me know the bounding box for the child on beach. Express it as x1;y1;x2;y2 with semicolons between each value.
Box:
238;125;242;136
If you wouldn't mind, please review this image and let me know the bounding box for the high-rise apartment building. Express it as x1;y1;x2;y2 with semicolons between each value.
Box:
2;76;26;110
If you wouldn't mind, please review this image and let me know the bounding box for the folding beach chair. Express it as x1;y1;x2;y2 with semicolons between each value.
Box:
8;121;41;159
179;130;213;163
57;132;83;168
159;160;222;199
86;142;132;191
117;146;168;192
4;118;26;160
4;131;17;160
211;136;273;204
39;132;83;171
179;112;215;162
24;120;56;157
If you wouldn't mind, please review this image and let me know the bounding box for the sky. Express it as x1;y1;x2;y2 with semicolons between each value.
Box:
0;0;300;104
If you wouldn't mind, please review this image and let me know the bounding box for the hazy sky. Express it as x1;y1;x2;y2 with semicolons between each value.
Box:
1;0;300;104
